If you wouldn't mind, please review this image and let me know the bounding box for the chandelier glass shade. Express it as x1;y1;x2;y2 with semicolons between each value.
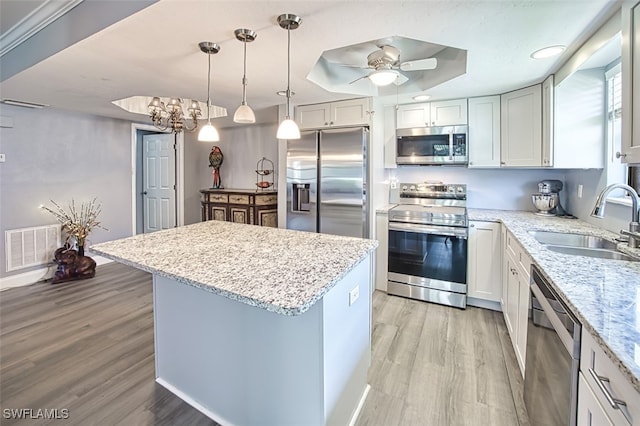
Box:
197;41;221;142
233;29;257;124
148;96;201;133
276;13;302;140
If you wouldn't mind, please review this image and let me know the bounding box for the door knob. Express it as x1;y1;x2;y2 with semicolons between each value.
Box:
142;191;148;195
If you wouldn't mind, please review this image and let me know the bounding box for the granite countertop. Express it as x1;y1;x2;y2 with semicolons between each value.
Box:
200;188;277;194
469;209;640;392
90;221;377;316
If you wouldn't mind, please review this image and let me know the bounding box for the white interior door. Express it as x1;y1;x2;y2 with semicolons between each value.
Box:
143;133;176;233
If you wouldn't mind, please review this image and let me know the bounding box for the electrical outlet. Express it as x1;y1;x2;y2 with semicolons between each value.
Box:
577;184;583;199
349;285;360;306
0;154;5;163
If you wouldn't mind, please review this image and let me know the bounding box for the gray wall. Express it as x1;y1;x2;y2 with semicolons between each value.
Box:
183;121;279;225
0;105;134;277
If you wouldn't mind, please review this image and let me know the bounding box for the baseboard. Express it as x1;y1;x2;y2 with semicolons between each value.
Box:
349;384;371;426
155;377;233;426
467;297;502;312
0;255;112;291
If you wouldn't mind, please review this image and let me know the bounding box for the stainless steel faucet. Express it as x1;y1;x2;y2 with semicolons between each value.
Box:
591;183;640;248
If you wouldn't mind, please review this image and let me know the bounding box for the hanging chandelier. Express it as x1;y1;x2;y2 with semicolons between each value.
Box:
148;96;201;133
276;13;302;140
233;28;257;124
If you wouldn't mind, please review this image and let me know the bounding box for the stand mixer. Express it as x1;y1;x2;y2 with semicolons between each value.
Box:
532;180;568;216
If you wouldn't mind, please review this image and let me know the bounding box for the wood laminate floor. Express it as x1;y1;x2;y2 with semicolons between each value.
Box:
1;262;528;425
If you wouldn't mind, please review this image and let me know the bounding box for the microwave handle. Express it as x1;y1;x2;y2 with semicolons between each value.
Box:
448;130;453;160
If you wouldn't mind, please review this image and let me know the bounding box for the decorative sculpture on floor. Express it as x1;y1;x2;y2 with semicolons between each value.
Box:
52;245;97;284
209;146;224;189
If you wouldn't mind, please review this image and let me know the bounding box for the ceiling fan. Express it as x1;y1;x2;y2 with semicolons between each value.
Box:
347;45;438;86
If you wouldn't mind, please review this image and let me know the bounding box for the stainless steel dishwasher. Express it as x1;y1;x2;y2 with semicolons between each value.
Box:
524;265;581;426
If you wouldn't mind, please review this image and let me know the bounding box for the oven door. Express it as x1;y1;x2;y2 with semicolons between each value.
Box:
388;222;468;294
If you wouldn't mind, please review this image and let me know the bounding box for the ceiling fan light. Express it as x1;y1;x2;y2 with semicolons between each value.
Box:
368;69;398;86
277;118;300;140
233;103;256;123
198;122;220;142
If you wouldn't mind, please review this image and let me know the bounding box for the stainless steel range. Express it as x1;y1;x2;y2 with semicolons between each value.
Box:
387;182;468;308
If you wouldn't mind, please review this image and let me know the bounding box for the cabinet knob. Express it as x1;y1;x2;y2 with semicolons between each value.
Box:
500;161;506;165
469;162;473;165
324;122;328;126
470;224;475;228
616;152;627;159
330;121;334;125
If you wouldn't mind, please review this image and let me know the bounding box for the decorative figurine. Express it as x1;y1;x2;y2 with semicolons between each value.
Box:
52;245;97;284
209;146;224;189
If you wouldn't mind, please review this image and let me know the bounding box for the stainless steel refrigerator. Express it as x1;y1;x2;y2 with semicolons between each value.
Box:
286;127;369;238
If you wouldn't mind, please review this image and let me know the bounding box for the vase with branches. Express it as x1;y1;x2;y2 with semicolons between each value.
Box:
41;198;108;256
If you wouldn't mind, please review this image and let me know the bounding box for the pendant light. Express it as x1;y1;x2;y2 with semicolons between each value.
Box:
276;13;302;140
198;41;221;142
233;29;257;124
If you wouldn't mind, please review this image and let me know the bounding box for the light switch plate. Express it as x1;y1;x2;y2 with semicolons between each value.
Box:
349;285;359;306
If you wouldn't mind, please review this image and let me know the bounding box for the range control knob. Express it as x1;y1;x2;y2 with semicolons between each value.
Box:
409;185;416;191
457;186;464;193
402;185;408;191
447;186;454;192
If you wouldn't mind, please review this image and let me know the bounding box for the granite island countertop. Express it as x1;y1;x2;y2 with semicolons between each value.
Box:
469;208;640;393
90;220;377;316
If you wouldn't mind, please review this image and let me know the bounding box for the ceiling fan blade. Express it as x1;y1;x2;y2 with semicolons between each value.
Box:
349;75;369;85
399;58;437;71
393;73;409;85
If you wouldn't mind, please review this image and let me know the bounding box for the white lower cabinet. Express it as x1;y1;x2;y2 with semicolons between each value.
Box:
375;212;389;292
502;228;530;376
579;329;640;426
467;221;502;309
578;373;614;426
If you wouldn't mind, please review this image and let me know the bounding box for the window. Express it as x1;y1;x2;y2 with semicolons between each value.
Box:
606;63;639;196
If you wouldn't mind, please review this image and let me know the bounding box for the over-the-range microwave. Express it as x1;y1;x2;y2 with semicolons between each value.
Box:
396;125;468;165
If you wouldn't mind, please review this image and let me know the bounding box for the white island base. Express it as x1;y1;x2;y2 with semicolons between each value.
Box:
153;256;372;426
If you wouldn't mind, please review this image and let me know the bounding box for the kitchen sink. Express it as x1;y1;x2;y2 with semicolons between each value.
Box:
528;230;617;249
528;230;639;262
544;245;639;262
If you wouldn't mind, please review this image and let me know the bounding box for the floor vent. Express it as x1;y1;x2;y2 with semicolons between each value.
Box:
5;225;60;272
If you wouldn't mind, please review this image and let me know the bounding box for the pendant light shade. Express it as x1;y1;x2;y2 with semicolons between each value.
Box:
233;29;257;124
198;122;220;142
276;117;300;139
198;41;221;142
277;13;302;140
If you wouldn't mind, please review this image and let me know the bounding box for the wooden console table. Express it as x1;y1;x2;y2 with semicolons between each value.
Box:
200;189;277;227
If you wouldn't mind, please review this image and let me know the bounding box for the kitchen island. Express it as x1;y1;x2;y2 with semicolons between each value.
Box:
90;220;378;426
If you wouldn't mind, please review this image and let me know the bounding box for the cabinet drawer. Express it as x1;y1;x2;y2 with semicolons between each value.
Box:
581;330;639;425
255;194;278;206
208;193;228;203
228;194;250;205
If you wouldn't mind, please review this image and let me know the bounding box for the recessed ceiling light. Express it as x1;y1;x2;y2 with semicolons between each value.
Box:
413;95;430;101
530;45;566;59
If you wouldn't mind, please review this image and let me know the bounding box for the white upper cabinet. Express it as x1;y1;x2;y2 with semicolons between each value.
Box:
541;75;554;167
468;96;501;167
622;0;640;163
396;102;430;128
296;98;371;130
500;84;543;167
396;98;467;129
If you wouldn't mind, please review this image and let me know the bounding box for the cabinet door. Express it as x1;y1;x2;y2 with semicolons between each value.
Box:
578;373;614;426
331;98;371;127
501;84;542;167
256;208;277;227
622;1;640;163
467;221;502;302
504;256;519;341
501;225;508;312
295;104;331;129
375;213;389;292
468;96;501;167
209;205;227;221
430;99;468;126
229;206;251;224
515;269;529;375
396;103;430;128
542;75;554;167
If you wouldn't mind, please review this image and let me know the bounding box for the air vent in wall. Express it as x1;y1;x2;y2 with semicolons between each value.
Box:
5;225;60;272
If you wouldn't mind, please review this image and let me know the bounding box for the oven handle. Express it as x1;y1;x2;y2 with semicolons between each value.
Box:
389;222;467;238
449;130;454;160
